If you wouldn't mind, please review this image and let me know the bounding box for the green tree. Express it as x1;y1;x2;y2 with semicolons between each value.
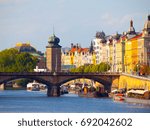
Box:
0;48;38;72
70;62;110;73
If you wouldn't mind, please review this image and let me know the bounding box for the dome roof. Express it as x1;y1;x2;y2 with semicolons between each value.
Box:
15;43;43;56
96;31;105;39
47;34;61;48
48;34;60;44
15;43;36;53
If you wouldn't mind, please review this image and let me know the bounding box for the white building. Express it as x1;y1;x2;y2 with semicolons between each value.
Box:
92;31;107;64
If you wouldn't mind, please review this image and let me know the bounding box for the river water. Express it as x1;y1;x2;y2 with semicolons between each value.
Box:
0;90;150;113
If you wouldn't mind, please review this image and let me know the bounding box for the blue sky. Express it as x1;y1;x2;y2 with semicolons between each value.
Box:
0;0;150;52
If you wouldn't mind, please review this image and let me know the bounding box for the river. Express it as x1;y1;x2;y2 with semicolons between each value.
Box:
0;90;150;113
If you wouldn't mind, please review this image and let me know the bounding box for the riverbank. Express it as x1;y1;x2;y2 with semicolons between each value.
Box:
125;97;150;105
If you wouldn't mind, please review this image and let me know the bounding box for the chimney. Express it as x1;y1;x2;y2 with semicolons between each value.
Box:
77;43;79;49
71;43;73;48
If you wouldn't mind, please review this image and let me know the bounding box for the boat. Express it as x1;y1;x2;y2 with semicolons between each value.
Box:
27;81;47;91
109;88;126;98
126;89;150;99
78;82;108;98
113;93;125;101
78;91;108;98
60;85;69;95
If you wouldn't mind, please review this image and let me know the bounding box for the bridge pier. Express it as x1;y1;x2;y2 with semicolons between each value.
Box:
47;85;60;97
104;84;111;93
0;83;5;90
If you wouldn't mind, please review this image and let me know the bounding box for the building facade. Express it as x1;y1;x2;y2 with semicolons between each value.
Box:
61;43;96;70
124;16;150;74
92;31;107;64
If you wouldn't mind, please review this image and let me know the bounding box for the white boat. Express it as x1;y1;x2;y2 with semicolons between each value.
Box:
27;81;47;91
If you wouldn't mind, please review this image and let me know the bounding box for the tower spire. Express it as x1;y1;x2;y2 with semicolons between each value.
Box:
53;25;55;36
130;19;133;27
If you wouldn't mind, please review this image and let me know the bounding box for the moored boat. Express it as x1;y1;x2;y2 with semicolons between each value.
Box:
78;91;108;98
113;93;125;101
27;81;47;91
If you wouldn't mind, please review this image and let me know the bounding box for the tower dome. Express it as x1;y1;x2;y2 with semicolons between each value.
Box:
47;34;61;48
48;34;60;44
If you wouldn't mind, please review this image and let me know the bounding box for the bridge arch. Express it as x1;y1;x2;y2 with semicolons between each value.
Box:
0;76;53;88
56;75;112;92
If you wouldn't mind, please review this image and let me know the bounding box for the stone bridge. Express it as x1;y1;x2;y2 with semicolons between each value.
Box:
0;72;120;97
119;73;150;90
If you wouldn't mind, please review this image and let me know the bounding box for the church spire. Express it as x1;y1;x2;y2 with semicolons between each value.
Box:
130;19;133;27
128;19;136;35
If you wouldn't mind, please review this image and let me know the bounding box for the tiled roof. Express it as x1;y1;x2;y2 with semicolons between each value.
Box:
70;47;89;53
130;33;142;41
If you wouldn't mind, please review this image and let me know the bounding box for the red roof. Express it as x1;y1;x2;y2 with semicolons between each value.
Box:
130;33;142;41
70;47;89;53
121;35;127;41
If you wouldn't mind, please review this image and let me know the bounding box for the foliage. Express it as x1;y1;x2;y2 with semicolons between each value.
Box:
133;63;150;75
0;48;38;72
70;62;111;73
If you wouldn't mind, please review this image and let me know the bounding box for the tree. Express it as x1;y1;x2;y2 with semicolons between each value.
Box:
0;48;38;72
133;63;150;75
70;62;110;73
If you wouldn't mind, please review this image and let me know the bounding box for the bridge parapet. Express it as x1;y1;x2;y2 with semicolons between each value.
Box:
121;73;150;81
0;72;121;76
119;73;150;90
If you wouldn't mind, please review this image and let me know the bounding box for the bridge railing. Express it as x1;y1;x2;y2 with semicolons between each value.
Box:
122;73;150;81
0;71;121;76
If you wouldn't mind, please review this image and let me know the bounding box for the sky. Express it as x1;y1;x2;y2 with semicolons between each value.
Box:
0;0;150;52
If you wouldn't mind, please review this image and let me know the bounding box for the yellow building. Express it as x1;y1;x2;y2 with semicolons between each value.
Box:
116;39;125;72
124;39;132;73
62;43;96;69
111;33;124;72
124;16;150;74
124;20;137;73
92;52;96;65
